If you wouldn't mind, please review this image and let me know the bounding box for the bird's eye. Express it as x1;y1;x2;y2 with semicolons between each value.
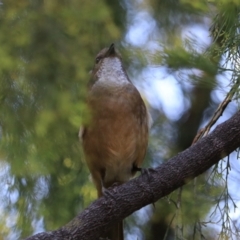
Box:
95;57;101;64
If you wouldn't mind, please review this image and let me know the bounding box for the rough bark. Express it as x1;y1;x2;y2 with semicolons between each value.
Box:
25;110;240;240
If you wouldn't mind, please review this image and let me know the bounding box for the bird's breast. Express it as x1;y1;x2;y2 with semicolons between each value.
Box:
83;83;149;187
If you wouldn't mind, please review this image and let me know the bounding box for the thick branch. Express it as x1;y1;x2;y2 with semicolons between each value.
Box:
26;110;240;240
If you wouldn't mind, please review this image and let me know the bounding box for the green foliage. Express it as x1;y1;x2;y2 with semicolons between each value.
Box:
163;41;217;76
144;0;240;239
0;0;122;238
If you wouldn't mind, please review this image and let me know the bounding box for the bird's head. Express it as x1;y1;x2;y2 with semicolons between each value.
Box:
91;43;126;78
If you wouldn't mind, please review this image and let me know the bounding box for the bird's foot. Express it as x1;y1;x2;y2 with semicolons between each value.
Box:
135;167;157;181
102;183;121;201
135;167;157;208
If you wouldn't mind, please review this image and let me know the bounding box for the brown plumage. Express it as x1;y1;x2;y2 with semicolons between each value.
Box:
80;44;150;240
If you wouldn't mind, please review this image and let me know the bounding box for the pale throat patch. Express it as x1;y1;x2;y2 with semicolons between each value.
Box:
96;57;129;86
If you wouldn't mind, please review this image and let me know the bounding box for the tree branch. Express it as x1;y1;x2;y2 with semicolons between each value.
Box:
26;110;240;240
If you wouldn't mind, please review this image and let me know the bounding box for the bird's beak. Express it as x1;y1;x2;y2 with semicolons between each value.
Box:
105;43;115;57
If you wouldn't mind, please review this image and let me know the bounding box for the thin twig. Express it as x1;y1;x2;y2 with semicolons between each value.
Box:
192;81;239;144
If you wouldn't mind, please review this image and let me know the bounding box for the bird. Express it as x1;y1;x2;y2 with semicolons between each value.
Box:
80;43;150;240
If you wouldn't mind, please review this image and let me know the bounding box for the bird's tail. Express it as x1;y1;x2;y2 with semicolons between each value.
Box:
102;220;124;240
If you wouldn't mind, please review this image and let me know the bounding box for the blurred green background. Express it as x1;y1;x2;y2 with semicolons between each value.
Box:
0;0;240;239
